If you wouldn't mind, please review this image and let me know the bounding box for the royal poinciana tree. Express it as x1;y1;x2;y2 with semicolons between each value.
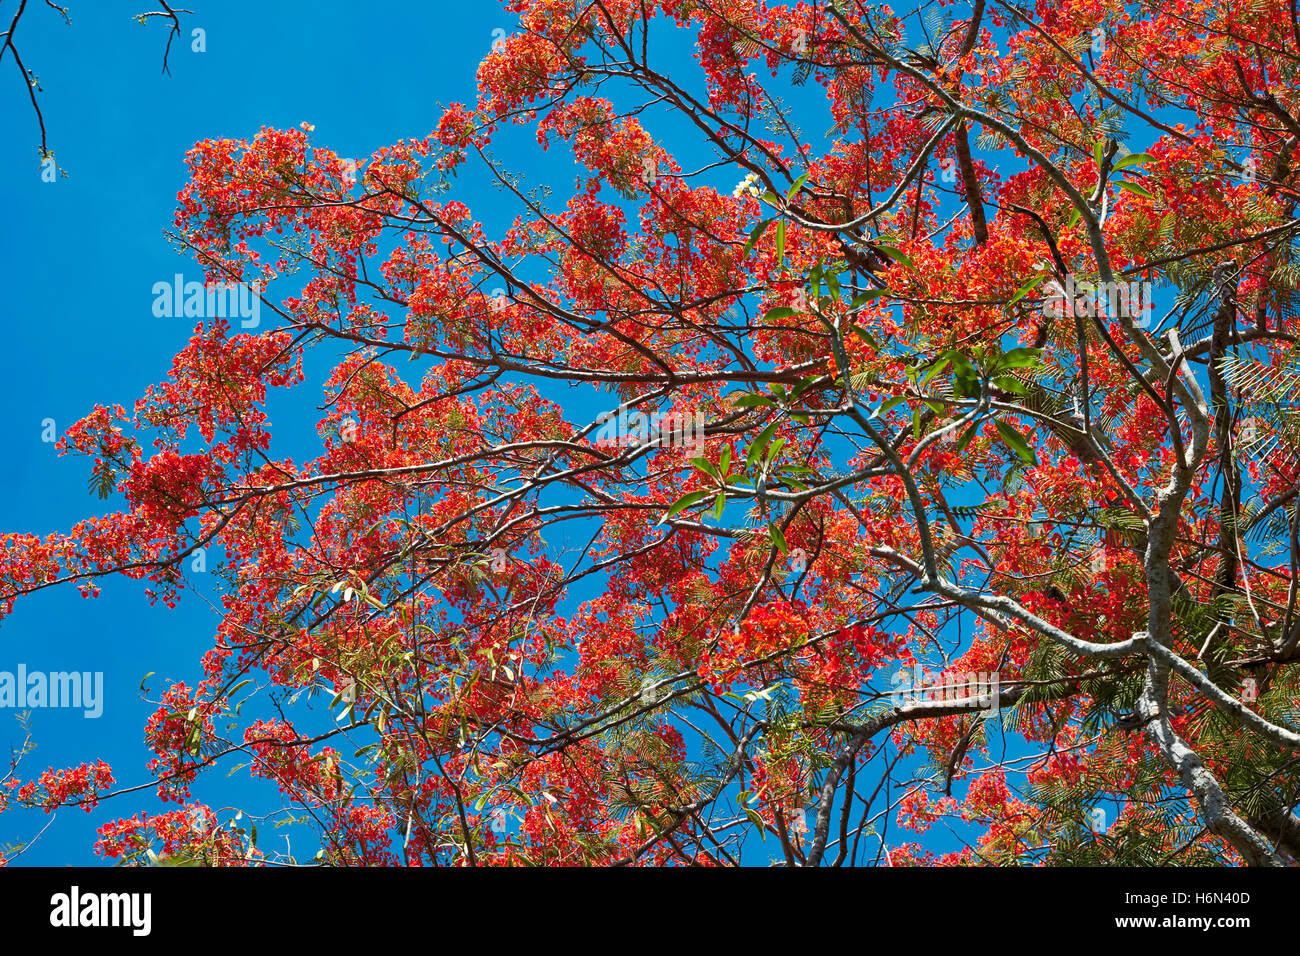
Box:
4;0;1300;866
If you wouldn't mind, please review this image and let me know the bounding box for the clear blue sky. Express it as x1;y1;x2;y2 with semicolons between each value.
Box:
0;0;539;865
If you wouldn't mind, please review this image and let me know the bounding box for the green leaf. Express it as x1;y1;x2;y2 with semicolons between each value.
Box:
788;375;822;403
733;393;777;409
1093;140;1105;167
746;421;781;468
690;456;720;479
992;375;1029;394
1112;152;1154;171
997;347;1042;370
876;396;907;417
769;522;788;554
954;372;980;399
995;421;1037;464
775;221;786;264
875;245;915;270
824;269;841;302
947;352;980;399
785;173;809;199
744;218;773;255
764;306;799;321
1116;180;1153;199
667;490;710;517
1007;273;1046;306
849;289;888;310
714;492;727;520
956;420;980;453
919;357;951;387
849;323;880;349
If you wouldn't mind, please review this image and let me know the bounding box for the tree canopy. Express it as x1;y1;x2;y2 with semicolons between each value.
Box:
5;0;1300;867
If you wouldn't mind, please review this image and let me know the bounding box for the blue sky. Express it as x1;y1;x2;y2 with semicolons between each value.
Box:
0;0;539;865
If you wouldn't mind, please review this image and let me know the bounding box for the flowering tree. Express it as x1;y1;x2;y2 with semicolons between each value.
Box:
4;0;1300;866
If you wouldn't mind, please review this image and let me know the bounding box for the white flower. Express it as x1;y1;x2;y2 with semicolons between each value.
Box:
732;171;761;199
